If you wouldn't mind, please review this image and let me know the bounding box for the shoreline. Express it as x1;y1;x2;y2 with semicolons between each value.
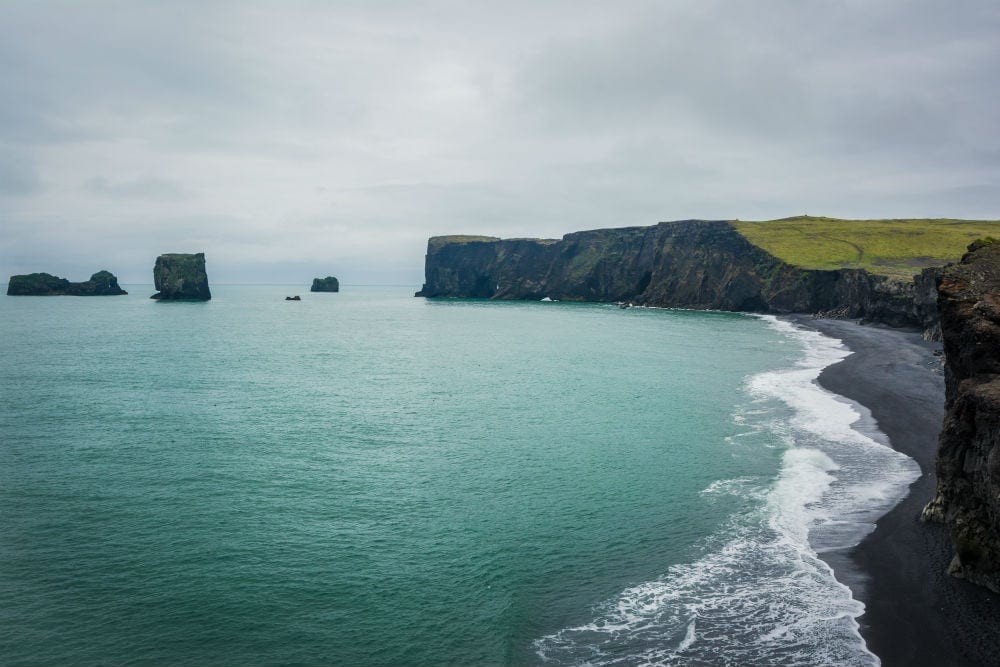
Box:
789;316;1000;666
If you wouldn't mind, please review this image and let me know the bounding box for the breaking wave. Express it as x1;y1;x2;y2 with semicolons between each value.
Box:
534;316;919;666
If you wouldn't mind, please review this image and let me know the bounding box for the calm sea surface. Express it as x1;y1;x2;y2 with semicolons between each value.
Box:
0;286;917;666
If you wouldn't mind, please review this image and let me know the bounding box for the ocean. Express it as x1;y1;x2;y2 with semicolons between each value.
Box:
0;285;919;666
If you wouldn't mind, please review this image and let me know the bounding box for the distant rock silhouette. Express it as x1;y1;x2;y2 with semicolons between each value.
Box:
310;276;339;292
7;270;127;296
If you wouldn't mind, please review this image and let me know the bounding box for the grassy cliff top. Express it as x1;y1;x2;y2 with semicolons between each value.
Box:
427;235;500;251
430;235;501;244
733;216;1000;280
428;235;560;251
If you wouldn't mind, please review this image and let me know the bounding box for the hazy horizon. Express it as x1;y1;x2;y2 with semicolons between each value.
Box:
3;1;1000;284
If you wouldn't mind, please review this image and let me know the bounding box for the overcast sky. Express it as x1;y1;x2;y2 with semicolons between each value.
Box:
2;1;999;284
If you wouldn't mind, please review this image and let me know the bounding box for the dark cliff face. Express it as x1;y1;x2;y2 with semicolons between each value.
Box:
7;270;127;296
150;253;211;300
922;242;1000;592
416;220;939;331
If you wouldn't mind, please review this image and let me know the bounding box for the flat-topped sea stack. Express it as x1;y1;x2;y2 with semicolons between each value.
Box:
150;253;211;300
7;270;127;296
922;239;1000;592
310;276;340;292
416;218;1000;335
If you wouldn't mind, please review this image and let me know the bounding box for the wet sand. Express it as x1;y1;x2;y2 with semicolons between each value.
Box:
791;317;1000;667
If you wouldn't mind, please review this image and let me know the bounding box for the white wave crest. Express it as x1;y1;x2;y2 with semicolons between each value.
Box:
535;315;919;666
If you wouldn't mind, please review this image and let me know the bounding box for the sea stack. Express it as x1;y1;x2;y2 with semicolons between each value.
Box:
922;239;1000;592
7;270;127;296
310;276;339;292
150;253;211;300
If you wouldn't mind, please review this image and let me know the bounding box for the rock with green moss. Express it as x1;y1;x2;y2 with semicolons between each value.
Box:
310;276;340;292
7;270;127;296
150;253;211;300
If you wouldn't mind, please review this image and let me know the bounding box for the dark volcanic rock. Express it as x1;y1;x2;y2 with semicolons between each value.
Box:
7;270;127;296
922;241;1000;592
7;272;71;295
150;253;211;300
415;220;941;332
310;276;340;292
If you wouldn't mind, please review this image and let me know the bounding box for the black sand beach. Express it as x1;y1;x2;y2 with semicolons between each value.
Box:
793;317;1000;667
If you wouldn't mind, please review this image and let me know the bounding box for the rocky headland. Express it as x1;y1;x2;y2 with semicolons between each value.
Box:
150;253;211;300
310;276;340;292
7;270;127;296
416;220;942;336
922;240;1000;592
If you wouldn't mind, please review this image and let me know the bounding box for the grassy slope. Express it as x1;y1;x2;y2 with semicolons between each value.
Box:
732;216;1000;280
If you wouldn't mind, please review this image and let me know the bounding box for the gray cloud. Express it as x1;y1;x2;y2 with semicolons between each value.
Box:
0;150;42;195
1;0;999;284
86;176;188;199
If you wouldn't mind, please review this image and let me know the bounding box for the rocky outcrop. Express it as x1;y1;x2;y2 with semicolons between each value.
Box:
310;276;340;292
922;240;1000;592
416;220;940;332
7;270;127;296
150;253;211;300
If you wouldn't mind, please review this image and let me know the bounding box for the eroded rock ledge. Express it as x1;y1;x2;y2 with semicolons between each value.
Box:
7;270;127;296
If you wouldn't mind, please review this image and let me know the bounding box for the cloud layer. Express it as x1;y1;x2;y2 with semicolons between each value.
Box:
2;0;999;284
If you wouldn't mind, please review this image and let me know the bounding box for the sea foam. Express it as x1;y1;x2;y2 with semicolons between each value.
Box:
534;315;919;666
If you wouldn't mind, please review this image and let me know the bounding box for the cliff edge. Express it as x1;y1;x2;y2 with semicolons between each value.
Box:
150;253;211;300
922;240;1000;592
416;220;940;332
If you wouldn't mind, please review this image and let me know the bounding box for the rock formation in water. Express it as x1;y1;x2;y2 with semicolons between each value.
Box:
7;270;127;296
310;276;340;292
415;220;941;333
150;253;211;300
922;240;1000;592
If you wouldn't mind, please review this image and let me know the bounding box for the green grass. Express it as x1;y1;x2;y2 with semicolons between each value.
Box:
430;235;500;244
732;216;1000;280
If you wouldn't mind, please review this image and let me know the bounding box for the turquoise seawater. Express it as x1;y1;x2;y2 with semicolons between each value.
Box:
0;286;917;666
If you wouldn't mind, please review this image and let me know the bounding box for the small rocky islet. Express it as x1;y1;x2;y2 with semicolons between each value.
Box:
7;254;334;302
6;270;127;296
310;276;339;292
150;253;211;300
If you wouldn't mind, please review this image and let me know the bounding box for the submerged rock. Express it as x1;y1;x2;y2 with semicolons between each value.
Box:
923;240;1000;592
310;276;339;292
150;253;211;300
7;270;127;296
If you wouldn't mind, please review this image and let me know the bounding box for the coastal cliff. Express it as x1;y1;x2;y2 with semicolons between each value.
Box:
922;241;1000;592
7;270;127;296
150;253;211;300
416;220;940;332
